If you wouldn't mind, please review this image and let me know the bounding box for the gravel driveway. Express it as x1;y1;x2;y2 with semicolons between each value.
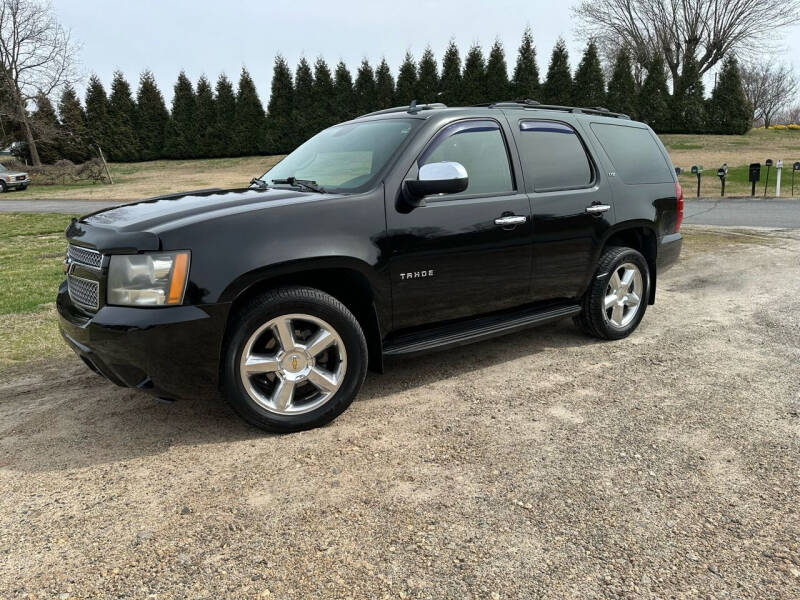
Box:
1;225;799;599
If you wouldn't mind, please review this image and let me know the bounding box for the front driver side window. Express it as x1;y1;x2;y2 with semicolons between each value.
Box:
419;120;514;196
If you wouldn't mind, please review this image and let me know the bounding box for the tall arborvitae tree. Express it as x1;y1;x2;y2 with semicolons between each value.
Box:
311;58;336;134
293;58;315;145
637;54;670;132
417;47;439;103
333;61;355;121
84;75;111;153
606;49;637;118
375;59;395;109
212;74;237;156
164;71;197;159
234;68;266;155
29;93;60;163
485;40;510;101
542;39;572;105
572;42;605;108
266;55;295;153
670;55;706;133
439;40;462;106
353;59;376;115
395;52;418;104
57;85;91;163
136;71;169;160
512;26;540;101
461;44;487;105
107;71;140;161
707;55;751;135
195;75;216;157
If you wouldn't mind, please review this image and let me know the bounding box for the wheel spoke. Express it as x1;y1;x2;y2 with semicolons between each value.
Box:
244;354;280;375
611;304;624;325
304;328;335;358
608;271;621;294
272;377;295;411
620;268;635;291
307;367;338;393
272;317;295;351
626;292;641;307
604;293;617;310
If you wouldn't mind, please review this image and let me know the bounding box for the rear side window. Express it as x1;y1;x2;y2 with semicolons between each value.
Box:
420;120;514;196
590;123;673;184
516;121;594;192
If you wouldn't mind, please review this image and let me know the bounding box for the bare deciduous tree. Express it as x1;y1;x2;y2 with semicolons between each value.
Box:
740;62;798;128
573;0;800;88
0;0;78;165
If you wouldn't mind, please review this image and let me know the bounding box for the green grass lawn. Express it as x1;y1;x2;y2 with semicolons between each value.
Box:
0;213;76;367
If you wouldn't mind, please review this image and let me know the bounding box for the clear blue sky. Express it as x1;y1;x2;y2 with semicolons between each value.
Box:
52;0;800;105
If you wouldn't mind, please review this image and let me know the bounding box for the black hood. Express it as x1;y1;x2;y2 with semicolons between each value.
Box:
67;187;337;254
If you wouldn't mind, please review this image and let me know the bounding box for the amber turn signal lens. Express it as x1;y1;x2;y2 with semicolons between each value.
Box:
166;251;190;305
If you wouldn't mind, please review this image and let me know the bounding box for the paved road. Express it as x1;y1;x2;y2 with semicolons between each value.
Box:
683;198;800;228
2;196;800;228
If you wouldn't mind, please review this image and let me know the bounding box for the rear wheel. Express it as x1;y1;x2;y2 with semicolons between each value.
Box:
576;246;649;340
0;181;7;193
222;286;368;433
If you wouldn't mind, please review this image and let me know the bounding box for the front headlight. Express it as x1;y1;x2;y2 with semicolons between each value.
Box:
107;251;190;306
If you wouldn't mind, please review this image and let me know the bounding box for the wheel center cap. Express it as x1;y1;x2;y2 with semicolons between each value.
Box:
281;352;309;374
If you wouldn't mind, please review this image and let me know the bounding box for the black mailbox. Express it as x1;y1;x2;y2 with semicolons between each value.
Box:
749;163;761;196
794;162;800;172
717;164;728;196
765;159;774;167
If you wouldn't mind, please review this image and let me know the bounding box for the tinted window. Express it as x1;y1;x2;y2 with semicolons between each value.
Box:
517;121;594;191
590;123;673;184
420;120;514;196
263;118;419;193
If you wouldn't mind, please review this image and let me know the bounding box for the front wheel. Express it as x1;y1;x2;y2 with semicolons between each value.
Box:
221;286;368;433
576;246;649;340
0;181;7;193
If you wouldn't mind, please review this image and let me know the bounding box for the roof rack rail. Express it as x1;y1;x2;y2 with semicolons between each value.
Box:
477;99;630;120
358;100;447;119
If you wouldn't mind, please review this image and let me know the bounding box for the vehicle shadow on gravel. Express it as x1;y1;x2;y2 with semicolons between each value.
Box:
0;320;594;473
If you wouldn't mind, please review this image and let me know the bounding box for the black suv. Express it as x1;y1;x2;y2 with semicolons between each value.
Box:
58;101;683;432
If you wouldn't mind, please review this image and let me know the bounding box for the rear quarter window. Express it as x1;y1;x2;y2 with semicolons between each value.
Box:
590;123;674;184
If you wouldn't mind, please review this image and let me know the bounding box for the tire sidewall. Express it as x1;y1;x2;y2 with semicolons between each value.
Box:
0;181;7;193
596;249;650;340
222;292;366;432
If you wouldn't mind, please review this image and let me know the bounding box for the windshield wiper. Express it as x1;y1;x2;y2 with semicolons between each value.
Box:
250;177;269;189
271;177;326;194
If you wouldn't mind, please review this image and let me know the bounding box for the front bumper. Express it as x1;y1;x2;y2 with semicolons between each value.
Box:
57;281;230;400
6;177;29;188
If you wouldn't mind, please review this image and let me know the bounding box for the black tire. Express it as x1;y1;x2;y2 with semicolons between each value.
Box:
20;184;27;191
221;286;368;433
575;246;650;340
0;181;7;193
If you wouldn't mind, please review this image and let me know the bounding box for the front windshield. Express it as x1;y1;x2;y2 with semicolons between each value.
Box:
261;118;419;193
0;164;8;172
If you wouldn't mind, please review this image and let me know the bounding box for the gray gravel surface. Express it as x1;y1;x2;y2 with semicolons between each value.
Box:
1;225;799;599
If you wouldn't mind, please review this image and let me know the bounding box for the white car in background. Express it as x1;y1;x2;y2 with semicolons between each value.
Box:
0;162;30;192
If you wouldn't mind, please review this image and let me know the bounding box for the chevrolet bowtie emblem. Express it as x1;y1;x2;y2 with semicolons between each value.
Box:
291;356;298;370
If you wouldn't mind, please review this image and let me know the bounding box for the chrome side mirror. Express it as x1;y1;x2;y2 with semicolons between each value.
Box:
402;161;469;207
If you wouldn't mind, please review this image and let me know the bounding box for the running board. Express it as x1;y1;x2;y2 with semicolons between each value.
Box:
383;304;581;357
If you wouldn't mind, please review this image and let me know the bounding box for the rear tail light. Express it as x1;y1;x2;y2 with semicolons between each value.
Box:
674;182;684;232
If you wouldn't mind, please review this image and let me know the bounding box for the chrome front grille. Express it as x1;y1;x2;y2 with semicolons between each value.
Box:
67;274;100;310
66;244;103;310
67;244;103;269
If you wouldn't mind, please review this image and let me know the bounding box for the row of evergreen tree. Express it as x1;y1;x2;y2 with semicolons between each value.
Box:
25;28;752;164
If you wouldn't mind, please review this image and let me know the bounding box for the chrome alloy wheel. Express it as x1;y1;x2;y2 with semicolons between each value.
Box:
604;262;643;329
239;313;347;415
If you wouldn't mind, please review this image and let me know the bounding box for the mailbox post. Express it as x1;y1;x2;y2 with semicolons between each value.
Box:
749;162;761;196
793;162;800;196
690;165;703;198
764;159;773;196
775;160;783;197
717;164;728;197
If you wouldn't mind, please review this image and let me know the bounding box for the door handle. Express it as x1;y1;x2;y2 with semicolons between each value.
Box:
494;215;527;227
585;204;611;215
